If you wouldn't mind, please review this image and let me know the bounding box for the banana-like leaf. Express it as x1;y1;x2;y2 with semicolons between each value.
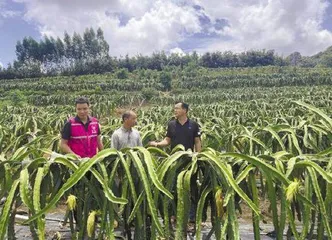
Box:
0;179;19;240
128;150;164;236
308;168;332;238
117;152;143;226
263;126;286;151
294;160;332;183
25;149;121;224
135;147;173;199
128;191;145;223
199;151;262;216
33;167;45;240
175;170;189;239
89;168;128;204
220;152;289;185
295;101;332;129
249;171;260;240
157;150;191;180
195;187;212;240
19;168;34;210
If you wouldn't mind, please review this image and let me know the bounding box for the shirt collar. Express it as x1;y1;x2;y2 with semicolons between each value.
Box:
176;118;189;125
121;126;132;132
75;116;91;124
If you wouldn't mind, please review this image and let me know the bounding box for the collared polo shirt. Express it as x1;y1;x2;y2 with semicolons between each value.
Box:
61;116;101;140
166;118;201;150
111;126;143;150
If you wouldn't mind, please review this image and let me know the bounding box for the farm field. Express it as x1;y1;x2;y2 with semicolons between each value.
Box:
1;66;332;239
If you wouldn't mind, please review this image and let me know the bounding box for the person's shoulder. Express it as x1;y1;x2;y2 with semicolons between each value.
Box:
189;119;199;127
167;118;176;125
189;118;198;124
132;128;141;135
90;116;99;122
64;117;74;126
112;127;122;136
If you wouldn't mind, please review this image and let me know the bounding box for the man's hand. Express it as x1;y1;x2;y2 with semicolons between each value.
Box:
149;138;171;148
148;141;159;147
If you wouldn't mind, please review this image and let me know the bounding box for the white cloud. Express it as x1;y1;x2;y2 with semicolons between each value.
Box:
196;0;332;55
0;61;3;68
0;0;21;26
11;0;332;57
13;0;201;56
0;10;20;18
112;2;201;55
0;0;5;25
170;47;186;55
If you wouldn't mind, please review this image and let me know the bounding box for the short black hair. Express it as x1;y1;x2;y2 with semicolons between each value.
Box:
176;101;189;112
75;97;90;106
122;111;133;122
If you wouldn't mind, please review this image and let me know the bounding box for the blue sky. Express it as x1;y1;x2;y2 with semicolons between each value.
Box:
1;0;332;67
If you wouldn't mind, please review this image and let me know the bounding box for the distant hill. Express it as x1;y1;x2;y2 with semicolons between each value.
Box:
287;45;332;67
311;46;332;60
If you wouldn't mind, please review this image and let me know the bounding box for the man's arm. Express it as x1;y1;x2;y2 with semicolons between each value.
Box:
97;135;104;151
149;121;173;147
60;139;75;154
60;121;77;155
149;137;171;147
194;137;202;152
194;122;202;152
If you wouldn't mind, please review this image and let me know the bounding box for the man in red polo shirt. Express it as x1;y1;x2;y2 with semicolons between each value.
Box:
61;97;103;158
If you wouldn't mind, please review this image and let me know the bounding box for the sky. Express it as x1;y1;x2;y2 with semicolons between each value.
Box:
0;0;332;67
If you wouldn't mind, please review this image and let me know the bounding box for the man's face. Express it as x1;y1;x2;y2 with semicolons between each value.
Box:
76;103;89;120
174;103;186;118
125;113;137;127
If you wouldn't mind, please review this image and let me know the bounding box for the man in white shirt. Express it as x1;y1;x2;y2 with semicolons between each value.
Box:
111;110;143;150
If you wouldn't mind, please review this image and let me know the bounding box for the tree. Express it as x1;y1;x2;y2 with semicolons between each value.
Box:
200;52;213;68
287;52;302;66
299;56;316;67
116;68;128;79
16;37;40;62
83;27;98;59
72;32;84;60
147;52;167;70
319;54;332;67
40;36;57;62
64;31;73;60
55;37;65;61
118;54;135;72
96;27;109;58
15;40;25;62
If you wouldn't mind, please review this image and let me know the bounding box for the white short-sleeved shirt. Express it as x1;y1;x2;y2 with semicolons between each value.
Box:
111;126;143;150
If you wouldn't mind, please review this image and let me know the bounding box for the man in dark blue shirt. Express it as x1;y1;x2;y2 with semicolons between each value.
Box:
149;102;202;151
149;102;202;225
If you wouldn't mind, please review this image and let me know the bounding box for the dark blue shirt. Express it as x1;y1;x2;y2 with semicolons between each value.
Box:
166;118;201;150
